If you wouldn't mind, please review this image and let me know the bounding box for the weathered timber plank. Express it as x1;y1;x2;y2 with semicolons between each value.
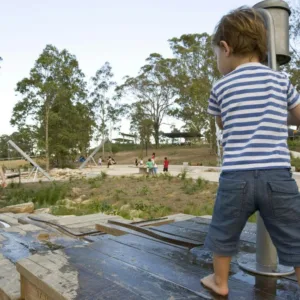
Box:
17;258;70;300
108;234;298;298
18;250;148;300
54;214;121;226
88;238;286;299
63;246;203;300
0;258;20;300
149;224;207;243
96;222;201;248
170;220;256;244
0;214;19;226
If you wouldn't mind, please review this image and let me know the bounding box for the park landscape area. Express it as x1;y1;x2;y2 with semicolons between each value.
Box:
2;1;300;299
0;145;219;221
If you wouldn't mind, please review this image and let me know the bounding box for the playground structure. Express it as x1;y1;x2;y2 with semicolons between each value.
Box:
79;138;108;169
7;140;53;182
237;0;295;276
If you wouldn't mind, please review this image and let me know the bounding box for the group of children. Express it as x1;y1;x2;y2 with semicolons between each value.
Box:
97;156;116;168
136;153;169;175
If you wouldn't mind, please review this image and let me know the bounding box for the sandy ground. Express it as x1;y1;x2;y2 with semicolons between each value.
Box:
5;164;300;188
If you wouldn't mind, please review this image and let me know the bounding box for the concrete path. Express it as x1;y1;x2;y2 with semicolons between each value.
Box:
86;165;221;183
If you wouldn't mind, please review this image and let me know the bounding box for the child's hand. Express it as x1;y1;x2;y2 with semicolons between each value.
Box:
1;182;7;188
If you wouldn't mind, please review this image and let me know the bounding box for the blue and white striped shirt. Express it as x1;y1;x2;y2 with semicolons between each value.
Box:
208;62;300;171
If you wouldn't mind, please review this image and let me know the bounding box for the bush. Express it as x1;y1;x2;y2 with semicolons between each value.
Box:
288;138;300;151
2;182;68;208
291;155;300;172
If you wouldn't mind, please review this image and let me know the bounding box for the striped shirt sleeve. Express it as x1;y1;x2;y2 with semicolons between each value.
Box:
207;89;221;116
287;80;300;110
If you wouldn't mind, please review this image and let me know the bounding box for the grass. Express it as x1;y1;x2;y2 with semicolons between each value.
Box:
111;144;217;166
0;173;260;223
0;173;219;220
0;182;68;209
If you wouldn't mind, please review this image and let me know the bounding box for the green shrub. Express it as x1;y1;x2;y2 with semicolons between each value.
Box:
291;155;300;172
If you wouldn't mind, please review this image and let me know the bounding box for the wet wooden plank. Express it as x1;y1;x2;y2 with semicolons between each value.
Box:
0;214;19;226
0;225;84;263
170;220;256;243
88;238;285;299
17;257;75;300
106;234;298;298
0;257;20;300
149;224;207;243
54;214;121;226
95;222;202;248
63;247;203;300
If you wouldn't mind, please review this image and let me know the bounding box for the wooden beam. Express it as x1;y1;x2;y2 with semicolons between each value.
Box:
132;218;174;227
95;222;202;249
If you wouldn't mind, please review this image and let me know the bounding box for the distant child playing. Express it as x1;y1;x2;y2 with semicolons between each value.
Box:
201;7;300;296
146;159;154;175
163;157;169;172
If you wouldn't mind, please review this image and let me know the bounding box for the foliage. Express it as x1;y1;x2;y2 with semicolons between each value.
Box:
1;182;68;208
168;33;221;152
119;53;177;148
90;62;125;156
291;155;300;171
282;2;300;90
130;102;154;157
11;45;88;169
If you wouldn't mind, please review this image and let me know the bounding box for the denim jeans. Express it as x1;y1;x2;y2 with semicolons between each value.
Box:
205;168;300;266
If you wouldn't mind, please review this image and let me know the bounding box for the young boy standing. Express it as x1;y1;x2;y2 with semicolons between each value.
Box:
163;157;169;172
201;7;300;296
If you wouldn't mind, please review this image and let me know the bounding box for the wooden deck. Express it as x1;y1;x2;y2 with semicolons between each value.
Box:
16;215;300;300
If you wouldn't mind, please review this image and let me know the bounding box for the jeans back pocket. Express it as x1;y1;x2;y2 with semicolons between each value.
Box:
216;177;247;218
268;180;300;223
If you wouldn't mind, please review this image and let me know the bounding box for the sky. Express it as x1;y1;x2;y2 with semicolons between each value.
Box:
0;0;260;140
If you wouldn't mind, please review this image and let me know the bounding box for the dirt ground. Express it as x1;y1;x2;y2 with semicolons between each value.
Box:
112;145;217;166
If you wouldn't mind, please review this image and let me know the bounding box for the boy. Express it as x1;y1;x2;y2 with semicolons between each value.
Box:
201;7;300;296
146;158;154;175
163;157;169;172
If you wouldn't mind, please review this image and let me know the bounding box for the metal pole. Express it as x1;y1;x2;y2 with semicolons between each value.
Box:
79;138;108;170
238;7;294;276
7;140;53;181
255;8;278;271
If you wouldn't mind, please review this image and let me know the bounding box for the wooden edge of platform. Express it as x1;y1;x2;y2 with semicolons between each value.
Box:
16;257;77;300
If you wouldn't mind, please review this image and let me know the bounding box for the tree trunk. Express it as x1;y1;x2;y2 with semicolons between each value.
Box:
102;134;105;158
209;116;217;154
153;122;160;149
45;109;50;171
140;141;144;159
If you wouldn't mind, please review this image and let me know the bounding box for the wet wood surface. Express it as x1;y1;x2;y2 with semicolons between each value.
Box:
17;216;300;300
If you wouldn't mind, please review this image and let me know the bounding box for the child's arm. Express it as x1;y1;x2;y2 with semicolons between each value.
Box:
288;105;300;126
216;116;224;130
287;81;300;125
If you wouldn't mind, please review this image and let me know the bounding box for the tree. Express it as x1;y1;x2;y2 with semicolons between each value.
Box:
120;53;176;148
168;33;221;152
130;102;153;157
11;45;86;170
90;62;125;156
47;98;94;167
0;135;10;159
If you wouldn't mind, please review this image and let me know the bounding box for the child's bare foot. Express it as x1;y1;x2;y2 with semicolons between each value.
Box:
201;274;229;296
